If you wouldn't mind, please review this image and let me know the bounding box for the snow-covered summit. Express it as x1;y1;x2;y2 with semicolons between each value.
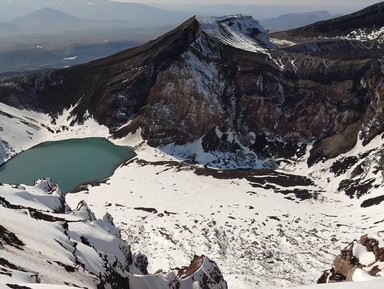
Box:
196;15;275;53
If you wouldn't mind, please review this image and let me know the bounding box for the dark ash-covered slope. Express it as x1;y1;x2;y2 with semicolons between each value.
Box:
0;16;200;124
0;12;383;167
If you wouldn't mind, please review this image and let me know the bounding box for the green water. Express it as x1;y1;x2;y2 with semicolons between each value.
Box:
0;137;135;193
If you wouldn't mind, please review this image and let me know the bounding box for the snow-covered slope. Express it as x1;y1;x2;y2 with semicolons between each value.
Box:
0;177;227;289
289;277;384;289
1;60;384;289
65;134;384;289
197;15;275;53
0;102;109;163
0;178;130;288
0;106;228;289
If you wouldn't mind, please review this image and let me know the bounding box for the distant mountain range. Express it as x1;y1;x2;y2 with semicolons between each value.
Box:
0;5;176;74
0;0;190;26
11;7;90;30
272;1;384;39
2;5;341;34
260;10;342;32
0;0;375;29
0;1;347;74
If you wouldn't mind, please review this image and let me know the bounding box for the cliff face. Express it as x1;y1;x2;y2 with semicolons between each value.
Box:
0;8;383;166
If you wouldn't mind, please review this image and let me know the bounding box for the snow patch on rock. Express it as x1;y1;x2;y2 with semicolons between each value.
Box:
197;15;275;54
341;27;384;43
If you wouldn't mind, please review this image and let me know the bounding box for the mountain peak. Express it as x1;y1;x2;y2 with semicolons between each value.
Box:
11;6;83;28
196;15;274;52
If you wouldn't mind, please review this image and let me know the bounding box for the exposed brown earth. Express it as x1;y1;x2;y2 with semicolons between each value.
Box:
318;234;384;283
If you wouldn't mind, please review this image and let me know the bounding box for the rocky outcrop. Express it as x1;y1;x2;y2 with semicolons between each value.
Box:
318;234;384;283
129;255;227;289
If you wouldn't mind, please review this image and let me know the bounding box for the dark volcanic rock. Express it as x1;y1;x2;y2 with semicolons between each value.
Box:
361;195;384;208
319;234;384;283
6;285;33;289
330;156;359;177
0;16;200;127
0;10;384;165
0;224;24;249
338;178;375;199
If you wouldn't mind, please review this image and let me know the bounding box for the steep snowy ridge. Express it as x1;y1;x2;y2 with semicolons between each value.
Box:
0;177;227;289
197;15;275;53
0;178;129;288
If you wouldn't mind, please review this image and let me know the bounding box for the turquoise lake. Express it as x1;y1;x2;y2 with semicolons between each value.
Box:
0;137;135;193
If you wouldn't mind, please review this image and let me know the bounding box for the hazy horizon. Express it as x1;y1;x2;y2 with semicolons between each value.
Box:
0;0;382;21
115;0;382;17
115;0;380;5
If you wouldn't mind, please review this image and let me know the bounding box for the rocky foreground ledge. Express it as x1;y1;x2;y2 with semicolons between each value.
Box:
319;234;384;283
0;178;227;289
